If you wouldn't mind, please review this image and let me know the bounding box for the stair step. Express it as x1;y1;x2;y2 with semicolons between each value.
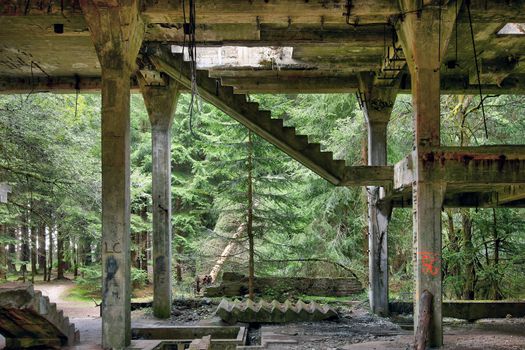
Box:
0;283;80;348
49;302;57;314
304;142;321;154
271;118;284;129
158;50;347;185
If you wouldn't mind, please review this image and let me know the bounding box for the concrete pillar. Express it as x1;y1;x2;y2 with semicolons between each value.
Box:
366;120;392;317
139;73;180;318
100;68;133;349
396;1;461;347
80;1;143;348
359;73;396;316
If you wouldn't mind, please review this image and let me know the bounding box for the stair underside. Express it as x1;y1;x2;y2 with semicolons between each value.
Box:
147;45;392;187
0;283;80;349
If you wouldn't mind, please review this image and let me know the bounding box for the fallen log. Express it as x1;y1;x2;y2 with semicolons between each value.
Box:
209;223;245;283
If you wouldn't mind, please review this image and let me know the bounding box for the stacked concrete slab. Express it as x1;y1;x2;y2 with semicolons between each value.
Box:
216;299;338;324
0;283;79;349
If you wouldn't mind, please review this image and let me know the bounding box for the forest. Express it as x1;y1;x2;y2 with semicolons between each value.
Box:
0;91;524;301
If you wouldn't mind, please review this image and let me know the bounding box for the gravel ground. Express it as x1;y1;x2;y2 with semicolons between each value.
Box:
1;281;523;350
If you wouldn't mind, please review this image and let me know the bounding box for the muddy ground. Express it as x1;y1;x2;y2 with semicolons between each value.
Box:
0;281;524;349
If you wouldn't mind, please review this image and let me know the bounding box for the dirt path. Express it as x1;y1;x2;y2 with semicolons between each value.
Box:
34;279;99;318
33;280;102;348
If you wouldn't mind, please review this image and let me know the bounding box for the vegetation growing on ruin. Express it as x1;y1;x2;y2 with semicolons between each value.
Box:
1;93;524;300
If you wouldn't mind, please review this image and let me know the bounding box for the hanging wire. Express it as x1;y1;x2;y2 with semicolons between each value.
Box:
466;0;488;138
25;61;49;101
26;62;35;101
183;0;200;137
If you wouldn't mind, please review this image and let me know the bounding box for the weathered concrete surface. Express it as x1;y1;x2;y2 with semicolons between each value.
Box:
0;283;79;349
358;73;396;317
390;301;525;321
216;299;338;324
80;0;144;348
396;1;461;347
188;335;211;350
204;272;362;297
131;326;246;350
139;75;180;319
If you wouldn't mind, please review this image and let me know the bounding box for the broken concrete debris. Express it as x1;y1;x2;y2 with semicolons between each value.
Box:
216;298;338;324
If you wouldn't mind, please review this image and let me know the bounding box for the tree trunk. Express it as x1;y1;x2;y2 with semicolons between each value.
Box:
83;239;93;266
247;131;255;300
131;231;140;269
175;234;184;283
73;238;79;278
7;226;17;273
30;224;37;282
445;210;461;299
47;225;53;281
461;209;476;300
0;224;6;280
491;209;503;300
38;224;46;280
57;230;65;279
21;217;30;280
140;231;148;272
209;223;246;283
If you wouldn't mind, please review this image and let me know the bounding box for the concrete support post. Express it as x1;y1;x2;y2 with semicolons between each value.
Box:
396;1;462;347
100;67;132;349
139;74;180;319
359;73;396;316
367;120;392;316
80;1;143;348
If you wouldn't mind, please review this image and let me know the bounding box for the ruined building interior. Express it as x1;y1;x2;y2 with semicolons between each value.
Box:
0;0;525;349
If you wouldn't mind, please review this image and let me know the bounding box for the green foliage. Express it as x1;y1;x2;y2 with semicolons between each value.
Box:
76;265;102;296
77;265;149;296
131;268;149;289
2;91;524;302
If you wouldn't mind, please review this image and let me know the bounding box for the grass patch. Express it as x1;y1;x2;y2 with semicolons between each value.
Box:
65;284;99;303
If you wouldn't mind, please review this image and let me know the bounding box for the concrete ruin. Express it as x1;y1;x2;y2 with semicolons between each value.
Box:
1;0;525;348
0;283;79;349
216;299;338;324
204;272;363;298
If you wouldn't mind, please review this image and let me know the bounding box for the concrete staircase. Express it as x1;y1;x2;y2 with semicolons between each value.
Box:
0;283;80;349
216;299;338;324
148;45;392;187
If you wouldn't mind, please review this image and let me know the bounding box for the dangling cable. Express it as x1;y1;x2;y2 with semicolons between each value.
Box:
183;0;200;137
466;0;488;138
